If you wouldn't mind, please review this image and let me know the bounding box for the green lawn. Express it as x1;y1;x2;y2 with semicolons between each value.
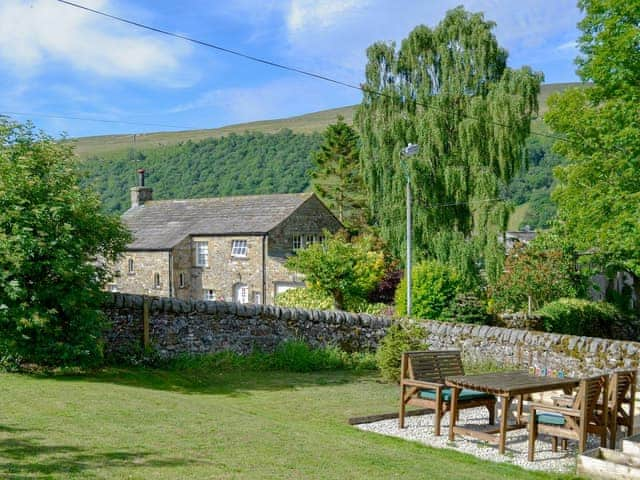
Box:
0;368;577;479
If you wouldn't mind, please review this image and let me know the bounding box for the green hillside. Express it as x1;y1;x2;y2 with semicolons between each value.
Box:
79;83;581;223
72;83;581;159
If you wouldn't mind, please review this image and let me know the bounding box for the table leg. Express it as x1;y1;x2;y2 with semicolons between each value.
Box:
516;394;523;423
499;395;512;455
448;386;460;442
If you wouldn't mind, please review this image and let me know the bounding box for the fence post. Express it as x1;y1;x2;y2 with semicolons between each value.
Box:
143;296;150;349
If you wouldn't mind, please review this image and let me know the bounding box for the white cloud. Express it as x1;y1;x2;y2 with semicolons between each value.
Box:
287;0;368;32
0;0;191;83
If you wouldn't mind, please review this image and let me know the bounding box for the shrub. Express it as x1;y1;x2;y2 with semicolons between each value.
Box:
442;293;491;325
395;260;463;320
536;298;623;337
375;322;427;382
489;239;588;313
275;287;334;310
276;287;388;315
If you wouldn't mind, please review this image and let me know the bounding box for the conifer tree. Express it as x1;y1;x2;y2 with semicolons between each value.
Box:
355;7;542;281
311;116;367;229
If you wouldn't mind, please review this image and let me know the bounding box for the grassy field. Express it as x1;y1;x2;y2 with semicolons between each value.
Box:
70;83;581;159
508;203;530;231
0;367;577;479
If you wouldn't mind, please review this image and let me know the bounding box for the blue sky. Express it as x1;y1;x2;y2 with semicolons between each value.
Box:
0;0;583;138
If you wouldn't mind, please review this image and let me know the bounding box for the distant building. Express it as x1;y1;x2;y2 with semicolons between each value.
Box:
500;230;537;253
107;170;342;304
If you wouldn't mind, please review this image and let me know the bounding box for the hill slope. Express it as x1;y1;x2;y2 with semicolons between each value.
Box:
72;83;581;159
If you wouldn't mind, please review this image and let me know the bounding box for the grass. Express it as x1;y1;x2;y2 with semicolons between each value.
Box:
0;365;579;479
508;202;530;231
70;83;582;159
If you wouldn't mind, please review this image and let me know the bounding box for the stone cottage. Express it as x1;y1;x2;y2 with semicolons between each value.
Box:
107;170;343;304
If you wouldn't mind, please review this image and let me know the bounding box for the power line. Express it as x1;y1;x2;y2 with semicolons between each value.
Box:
2;110;196;130
425;198;507;209
56;0;573;146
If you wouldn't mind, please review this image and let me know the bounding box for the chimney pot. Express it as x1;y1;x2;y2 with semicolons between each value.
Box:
130;169;152;208
137;169;145;187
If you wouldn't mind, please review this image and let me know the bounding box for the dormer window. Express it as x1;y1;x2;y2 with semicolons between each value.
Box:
231;240;248;257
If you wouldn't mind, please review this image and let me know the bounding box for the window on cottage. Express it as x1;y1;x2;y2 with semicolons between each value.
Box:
306;234;315;246
178;272;185;288
233;283;249;304
204;289;216;301
253;292;262;305
153;273;161;288
292;235;303;250
195;241;209;267
108;284;119;292
231;240;248;257
128;258;135;273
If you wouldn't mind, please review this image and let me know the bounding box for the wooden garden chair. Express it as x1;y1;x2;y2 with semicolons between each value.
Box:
606;369;636;447
528;374;608;461
399;350;496;436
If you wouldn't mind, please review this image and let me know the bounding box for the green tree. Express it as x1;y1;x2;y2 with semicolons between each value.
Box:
355;7;542;282
0;120;131;367
489;235;588;313
545;0;640;303
395;260;463;320
311;116;367;229
285;232;385;310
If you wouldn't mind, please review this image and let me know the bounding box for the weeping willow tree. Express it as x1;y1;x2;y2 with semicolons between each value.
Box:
355;7;542;284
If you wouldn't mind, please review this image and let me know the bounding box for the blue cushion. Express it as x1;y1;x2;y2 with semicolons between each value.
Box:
537;413;566;426
418;388;494;402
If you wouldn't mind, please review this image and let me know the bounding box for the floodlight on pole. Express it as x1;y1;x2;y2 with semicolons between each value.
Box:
401;143;419;317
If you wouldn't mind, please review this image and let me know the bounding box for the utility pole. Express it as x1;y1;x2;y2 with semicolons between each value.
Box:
401;143;419;317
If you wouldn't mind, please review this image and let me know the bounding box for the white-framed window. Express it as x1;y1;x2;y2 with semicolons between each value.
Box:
292;235;303;250
306;234;316;246
195;241;208;267
204;289;216;301
233;283;249;304
108;284;119;292
253;292;262;304
153;272;161;288
128;258;135;273
231;240;248;257
178;272;185;288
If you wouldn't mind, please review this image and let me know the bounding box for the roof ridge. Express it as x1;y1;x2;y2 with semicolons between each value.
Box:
144;192;313;205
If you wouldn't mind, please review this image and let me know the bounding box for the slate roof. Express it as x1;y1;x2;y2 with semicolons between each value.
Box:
122;192;315;250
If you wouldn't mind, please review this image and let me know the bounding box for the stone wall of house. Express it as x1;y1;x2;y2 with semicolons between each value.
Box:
109;251;171;297
103;293;640;378
103;293;390;358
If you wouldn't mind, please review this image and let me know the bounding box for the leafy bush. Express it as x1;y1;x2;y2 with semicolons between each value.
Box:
489;237;588;313
536;298;623;337
275;287;334;310
442;293;491;325
275;287;388;315
285;232;386;310
375;322;427;382
0;120;131;368
395;260;463;320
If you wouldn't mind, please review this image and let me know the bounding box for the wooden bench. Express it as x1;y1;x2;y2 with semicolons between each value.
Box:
399;350;496;436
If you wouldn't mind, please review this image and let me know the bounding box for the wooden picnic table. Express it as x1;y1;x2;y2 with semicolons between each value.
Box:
446;371;580;454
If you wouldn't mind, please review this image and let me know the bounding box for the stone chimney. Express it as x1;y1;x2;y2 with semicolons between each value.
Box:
130;169;153;208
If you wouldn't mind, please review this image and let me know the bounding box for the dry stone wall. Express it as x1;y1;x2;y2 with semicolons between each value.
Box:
103;293;390;358
102;293;640;378
417;320;640;378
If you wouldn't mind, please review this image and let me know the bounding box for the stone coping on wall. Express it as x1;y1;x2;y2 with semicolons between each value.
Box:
103;292;392;329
